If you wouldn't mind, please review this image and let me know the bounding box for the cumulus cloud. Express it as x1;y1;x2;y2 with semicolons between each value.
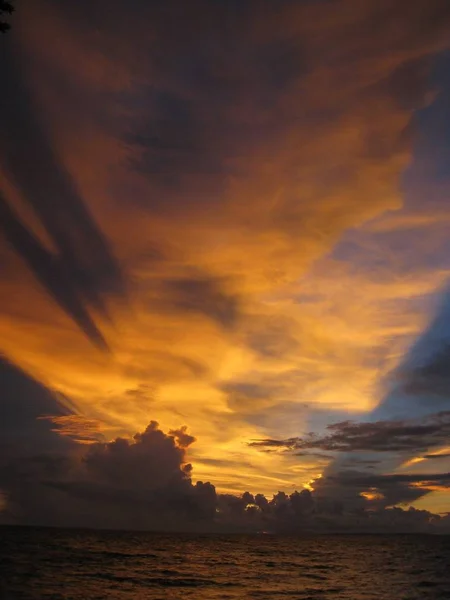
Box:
1;420;449;533
0;421;216;530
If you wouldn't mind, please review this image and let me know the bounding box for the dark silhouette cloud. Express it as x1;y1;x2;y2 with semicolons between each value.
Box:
249;411;450;453
423;452;450;459
0;197;109;349
168;426;196;449
0;355;79;525
0;421;216;530
1;418;449;533
313;468;450;509
216;485;447;534
327;470;450;488
0;43;126;349
0;355;74;453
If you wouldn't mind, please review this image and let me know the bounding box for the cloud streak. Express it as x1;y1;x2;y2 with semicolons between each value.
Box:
0;43;126;349
250;411;450;454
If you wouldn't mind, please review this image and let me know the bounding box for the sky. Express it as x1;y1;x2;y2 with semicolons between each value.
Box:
1;0;450;533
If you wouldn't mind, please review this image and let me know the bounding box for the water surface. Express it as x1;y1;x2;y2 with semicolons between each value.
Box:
1;527;449;599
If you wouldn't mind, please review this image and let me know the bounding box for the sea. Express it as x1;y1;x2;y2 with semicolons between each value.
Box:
0;527;449;599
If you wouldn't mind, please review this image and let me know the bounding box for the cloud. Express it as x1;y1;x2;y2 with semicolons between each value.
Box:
1;0;450;503
0;196;110;350
168;426;197;449
423;452;450;459
403;342;450;399
314;468;450;509
250;410;450;507
159;275;239;328
0;354;74;453
0;421;217;530
0;42;126;349
37;414;107;445
2;420;449;533
328;471;450;487
373;287;450;421
250;412;450;453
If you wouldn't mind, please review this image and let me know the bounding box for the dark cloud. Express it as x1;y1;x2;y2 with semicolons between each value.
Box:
313;469;450;509
220;382;277;411
168;426;196;449
0;421;216;530
161;276;239;328
243;315;300;359
0;355;74;453
374;288;450;419
0;355;80;525
327;470;450;487
0;43;126;349
38;414;106;445
129;88;228;194
294;451;332;461
123;6;308;213
249;411;450;453
216;486;447;534
1;417;449;533
404;342;450;399
423;452;450;459
0;197;109;349
81;421;194;495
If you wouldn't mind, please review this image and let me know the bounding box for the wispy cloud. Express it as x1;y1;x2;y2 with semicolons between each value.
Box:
1;0;450;505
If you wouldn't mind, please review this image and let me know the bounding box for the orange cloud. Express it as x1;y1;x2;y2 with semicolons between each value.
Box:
1;0;450;500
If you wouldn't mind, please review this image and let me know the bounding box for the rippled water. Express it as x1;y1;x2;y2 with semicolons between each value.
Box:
1;527;450;599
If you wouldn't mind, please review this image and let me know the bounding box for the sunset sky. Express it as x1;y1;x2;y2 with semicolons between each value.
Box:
1;0;450;530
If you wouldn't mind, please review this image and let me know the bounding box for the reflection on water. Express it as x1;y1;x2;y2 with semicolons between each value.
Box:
0;527;449;599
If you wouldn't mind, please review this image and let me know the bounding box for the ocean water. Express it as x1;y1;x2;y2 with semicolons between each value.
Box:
0;527;449;599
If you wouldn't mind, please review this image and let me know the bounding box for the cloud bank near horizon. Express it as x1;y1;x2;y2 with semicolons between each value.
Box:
1;417;449;534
